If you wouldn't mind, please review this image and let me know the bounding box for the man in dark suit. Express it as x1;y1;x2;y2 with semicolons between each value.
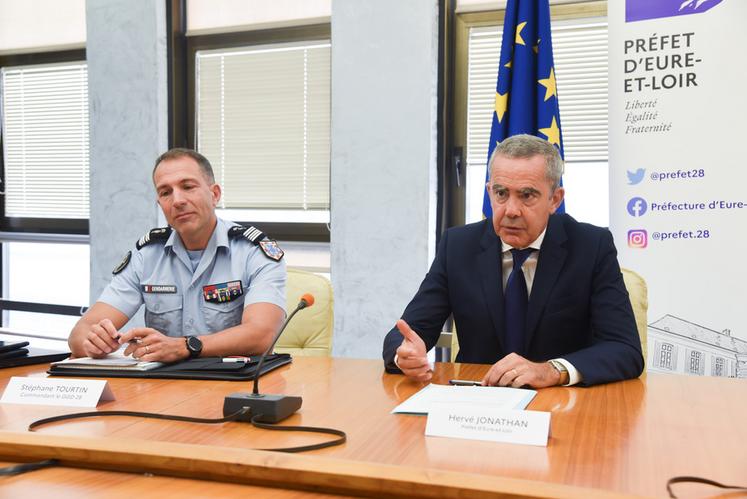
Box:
383;134;643;387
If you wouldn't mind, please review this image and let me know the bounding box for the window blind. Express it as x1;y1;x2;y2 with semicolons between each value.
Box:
466;19;608;169
1;62;90;219
196;41;331;211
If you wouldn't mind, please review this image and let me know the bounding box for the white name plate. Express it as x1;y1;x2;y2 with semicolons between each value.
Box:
1;377;115;408
425;402;551;446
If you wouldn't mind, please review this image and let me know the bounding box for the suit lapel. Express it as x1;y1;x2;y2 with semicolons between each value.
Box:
524;215;567;351
478;221;506;353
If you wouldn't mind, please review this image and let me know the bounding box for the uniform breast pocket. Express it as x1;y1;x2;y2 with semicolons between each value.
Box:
203;298;245;333
143;294;183;336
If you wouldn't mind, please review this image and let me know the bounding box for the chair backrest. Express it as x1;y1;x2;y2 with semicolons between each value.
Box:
275;268;334;357
621;267;648;361
450;267;648;362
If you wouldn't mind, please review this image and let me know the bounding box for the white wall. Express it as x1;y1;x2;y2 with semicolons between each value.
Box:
186;0;330;35
0;0;86;55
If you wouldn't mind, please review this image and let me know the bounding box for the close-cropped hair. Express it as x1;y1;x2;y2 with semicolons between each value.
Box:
153;148;216;184
489;134;564;191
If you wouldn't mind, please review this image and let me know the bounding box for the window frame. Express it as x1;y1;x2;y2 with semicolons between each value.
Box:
0;50;89;331
0;235;89;330
712;356;724;377
181;24;331;242
0;49;89;235
689;350;702;375
659;342;673;369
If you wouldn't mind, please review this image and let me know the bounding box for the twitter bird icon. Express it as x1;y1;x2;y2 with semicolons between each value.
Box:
627;168;645;185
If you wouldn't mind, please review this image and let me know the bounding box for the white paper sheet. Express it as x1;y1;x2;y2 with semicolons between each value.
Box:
392;383;536;415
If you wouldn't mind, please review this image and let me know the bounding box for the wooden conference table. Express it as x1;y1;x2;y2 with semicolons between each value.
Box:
0;357;745;498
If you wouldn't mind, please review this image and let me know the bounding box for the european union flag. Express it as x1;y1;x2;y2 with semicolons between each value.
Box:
483;0;565;218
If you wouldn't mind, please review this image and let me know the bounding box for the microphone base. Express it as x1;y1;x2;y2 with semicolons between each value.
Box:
223;392;302;423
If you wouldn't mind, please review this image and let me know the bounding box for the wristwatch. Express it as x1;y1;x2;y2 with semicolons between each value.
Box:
185;336;203;359
548;359;569;386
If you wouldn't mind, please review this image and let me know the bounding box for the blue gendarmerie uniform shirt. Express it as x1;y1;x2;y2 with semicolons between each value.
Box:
98;218;286;337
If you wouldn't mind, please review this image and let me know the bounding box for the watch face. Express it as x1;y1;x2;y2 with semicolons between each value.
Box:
187;336;202;353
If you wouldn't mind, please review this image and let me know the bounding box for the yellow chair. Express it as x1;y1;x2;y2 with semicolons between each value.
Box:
621;268;648;361
449;267;648;362
275;268;334;357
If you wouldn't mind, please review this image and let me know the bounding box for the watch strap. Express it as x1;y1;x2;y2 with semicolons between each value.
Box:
549;359;569;386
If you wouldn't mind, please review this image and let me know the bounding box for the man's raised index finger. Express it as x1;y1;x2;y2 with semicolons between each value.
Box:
396;319;420;343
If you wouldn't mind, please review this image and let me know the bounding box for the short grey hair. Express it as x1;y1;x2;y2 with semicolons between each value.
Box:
153;148;215;184
488;134;564;191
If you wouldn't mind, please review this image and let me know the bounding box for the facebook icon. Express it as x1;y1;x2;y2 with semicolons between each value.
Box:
627;197;647;217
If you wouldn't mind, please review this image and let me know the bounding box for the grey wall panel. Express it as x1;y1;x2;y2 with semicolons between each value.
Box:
330;0;439;358
86;0;168;306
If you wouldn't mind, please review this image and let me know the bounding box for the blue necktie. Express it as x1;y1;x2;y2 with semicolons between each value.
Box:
504;248;534;356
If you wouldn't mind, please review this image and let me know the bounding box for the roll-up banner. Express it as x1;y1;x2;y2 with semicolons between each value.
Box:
609;0;747;379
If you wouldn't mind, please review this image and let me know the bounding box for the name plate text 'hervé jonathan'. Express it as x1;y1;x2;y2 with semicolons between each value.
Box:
425;402;550;446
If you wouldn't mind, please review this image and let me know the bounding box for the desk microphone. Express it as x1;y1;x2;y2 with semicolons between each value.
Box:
223;293;314;423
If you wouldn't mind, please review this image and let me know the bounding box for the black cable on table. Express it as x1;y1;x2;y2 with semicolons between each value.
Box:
28;407;347;453
0;459;59;476
251;414;347;452
666;476;747;498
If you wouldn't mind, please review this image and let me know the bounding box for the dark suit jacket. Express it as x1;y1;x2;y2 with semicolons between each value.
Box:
383;214;644;386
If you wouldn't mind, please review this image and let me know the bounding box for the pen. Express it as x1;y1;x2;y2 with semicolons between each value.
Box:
448;379;483;386
222;356;250;363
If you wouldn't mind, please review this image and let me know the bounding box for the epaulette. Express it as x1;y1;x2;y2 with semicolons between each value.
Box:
228;225;284;261
112;251;132;275
136;226;173;250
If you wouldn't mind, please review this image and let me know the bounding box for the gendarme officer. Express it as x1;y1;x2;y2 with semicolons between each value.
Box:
68;149;286;362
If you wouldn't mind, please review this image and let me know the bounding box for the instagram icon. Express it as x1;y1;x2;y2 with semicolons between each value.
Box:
628;230;648;248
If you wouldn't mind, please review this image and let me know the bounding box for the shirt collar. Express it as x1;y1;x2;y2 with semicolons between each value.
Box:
214;217;230;249
164;216;229;252
501;227;547;253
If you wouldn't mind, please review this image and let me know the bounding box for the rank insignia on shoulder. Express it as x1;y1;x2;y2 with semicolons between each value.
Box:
136;226;173;250
228;224;284;261
112;251;132;275
228;225;265;243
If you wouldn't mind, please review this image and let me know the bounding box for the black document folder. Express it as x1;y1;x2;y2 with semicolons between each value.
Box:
0;346;70;369
0;341;29;354
0;348;29;360
47;353;293;381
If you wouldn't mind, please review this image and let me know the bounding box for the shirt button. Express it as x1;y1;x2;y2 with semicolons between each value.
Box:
189;318;194;325
153;304;160;311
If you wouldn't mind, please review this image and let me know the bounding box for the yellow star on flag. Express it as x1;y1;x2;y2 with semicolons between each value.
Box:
533;38;541;54
495;90;509;123
504;60;512;69
515;22;527;46
539;116;560;147
538;67;557;102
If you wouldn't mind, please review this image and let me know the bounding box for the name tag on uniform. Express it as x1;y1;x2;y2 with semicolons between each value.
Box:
142;284;177;293
203;280;243;303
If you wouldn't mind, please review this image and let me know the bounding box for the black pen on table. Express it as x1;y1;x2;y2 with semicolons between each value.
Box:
448;379;483;386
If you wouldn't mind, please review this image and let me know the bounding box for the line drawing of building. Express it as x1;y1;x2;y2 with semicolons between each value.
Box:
647;314;747;379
